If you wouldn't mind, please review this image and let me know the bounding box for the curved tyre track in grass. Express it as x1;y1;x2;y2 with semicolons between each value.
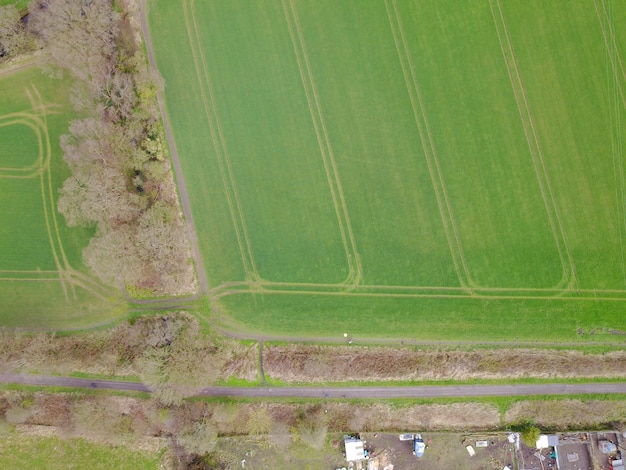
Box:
1;374;625;399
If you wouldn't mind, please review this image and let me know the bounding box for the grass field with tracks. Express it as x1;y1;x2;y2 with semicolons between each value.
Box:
148;0;626;342
0;65;124;328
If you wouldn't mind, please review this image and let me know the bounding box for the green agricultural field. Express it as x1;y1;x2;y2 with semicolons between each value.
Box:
0;0;28;8
148;0;626;342
0;64;124;329
0;433;163;469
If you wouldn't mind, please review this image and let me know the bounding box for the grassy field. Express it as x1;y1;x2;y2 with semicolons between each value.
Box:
0;432;163;469
0;0;28;9
0;65;124;328
148;0;626;341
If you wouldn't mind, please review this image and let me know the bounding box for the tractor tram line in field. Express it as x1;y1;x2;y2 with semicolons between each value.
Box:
384;0;473;292
202;0;626;309
183;0;261;285
282;0;362;287
0;89;70;298
208;278;626;304
595;0;626;289
0;75;119;316
594;0;626;110
489;0;577;292
30;86;113;304
147;0;626;339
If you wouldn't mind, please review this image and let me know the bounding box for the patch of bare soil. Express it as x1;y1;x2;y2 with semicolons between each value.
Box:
212;432;518;470
264;344;626;382
364;432;517;470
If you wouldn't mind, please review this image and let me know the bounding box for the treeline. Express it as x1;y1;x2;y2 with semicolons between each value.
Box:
28;0;194;295
0;4;33;60
0;388;333;467
0;312;257;404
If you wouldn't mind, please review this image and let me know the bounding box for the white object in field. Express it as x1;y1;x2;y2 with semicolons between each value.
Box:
476;440;488;448
399;434;414;441
466;445;476;457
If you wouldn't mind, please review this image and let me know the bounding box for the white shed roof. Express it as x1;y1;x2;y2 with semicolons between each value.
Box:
345;438;365;461
536;434;560;449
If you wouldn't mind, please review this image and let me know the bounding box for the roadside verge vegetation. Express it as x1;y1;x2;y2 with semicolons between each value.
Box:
0;312;257;404
1;388;626;468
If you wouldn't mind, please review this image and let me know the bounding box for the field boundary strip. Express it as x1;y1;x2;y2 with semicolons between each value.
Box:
384;0;474;292
208;279;626;303
183;0;260;286
211;284;626;303
281;0;362;286
489;0;577;291
0;85;115;303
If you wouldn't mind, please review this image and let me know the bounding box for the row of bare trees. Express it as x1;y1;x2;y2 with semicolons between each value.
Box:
0;4;33;60
28;0;194;295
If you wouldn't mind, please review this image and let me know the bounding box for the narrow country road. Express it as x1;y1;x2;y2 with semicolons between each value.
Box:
1;374;624;399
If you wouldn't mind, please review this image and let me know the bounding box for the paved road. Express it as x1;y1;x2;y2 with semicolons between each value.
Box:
1;374;624;399
0;374;151;393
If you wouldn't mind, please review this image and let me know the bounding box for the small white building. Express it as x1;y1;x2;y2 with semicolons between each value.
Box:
536;434;560;449
345;437;365;462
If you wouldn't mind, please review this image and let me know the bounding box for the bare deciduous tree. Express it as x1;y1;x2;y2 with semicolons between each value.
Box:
28;0;119;90
0;5;30;60
29;0;195;295
177;415;218;457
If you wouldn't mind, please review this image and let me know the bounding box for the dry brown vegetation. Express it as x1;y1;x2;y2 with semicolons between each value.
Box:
0;390;498;445
505;399;626;429
2;388;625;469
264;344;626;382
0;391;163;448
0;313;258;402
0;5;33;61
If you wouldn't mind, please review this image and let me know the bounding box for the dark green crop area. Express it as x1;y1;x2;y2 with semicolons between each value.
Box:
148;0;626;341
0;66;124;328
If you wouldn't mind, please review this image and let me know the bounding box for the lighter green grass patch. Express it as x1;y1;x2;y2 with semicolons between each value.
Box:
0;433;163;470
